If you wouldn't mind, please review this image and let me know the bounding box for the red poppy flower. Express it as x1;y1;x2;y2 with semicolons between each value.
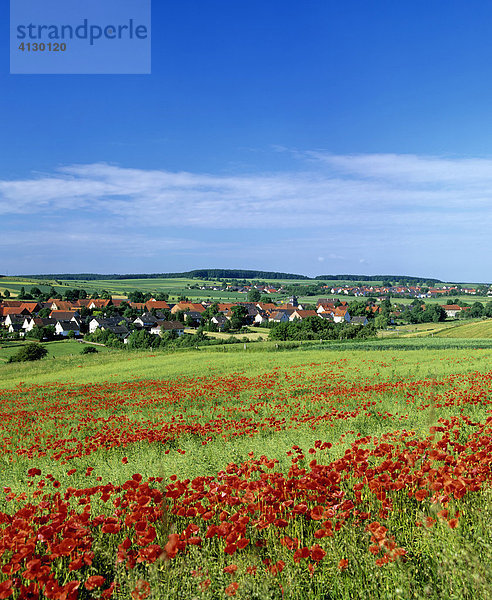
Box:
310;545;326;563
85;576;105;591
223;564;238;574
0;580;13;599
225;582;239;597
131;580;150;600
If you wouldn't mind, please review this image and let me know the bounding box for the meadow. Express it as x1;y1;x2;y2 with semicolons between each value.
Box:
0;343;490;599
436;318;492;338
0;340;111;364
2;275;491;307
378;319;492;339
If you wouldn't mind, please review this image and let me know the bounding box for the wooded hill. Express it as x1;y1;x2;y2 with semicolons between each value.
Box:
12;270;443;283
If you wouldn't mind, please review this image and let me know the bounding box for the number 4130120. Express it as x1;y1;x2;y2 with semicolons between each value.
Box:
18;42;67;52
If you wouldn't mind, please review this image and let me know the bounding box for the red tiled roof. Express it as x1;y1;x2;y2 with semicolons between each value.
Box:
172;303;205;313
146;301;170;311
19;303;40;313
291;310;318;318
0;306;30;316
89;299;111;308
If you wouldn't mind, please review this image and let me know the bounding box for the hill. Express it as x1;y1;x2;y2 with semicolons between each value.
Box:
436;318;492;338
12;270;445;283
18;269;310;281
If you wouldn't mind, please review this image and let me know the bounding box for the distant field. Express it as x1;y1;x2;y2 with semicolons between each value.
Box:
59;278;250;301
194;326;270;342
378;321;464;338
395;295;491;305
436;318;492;338
0;278;67;297
377;318;492;340
2;276;490;306
0;339;112;363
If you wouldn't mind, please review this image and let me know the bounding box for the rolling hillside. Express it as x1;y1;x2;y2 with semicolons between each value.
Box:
436;319;492;338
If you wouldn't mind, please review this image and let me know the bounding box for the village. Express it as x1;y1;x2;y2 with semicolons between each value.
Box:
0;290;485;343
198;280;492;299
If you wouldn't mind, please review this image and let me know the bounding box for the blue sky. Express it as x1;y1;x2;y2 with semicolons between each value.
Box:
2;1;492;281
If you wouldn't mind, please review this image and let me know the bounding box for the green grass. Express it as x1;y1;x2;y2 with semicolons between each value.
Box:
0;339;111;364
0;277;68;297
1;338;492;389
435;318;492;338
60;277;243;300
0;343;491;598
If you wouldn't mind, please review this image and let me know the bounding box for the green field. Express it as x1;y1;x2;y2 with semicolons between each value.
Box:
0;339;112;364
379;321;464;338
0;335;491;598
2;276;490;308
381;317;492;340
435;318;492;338
0;277;65;297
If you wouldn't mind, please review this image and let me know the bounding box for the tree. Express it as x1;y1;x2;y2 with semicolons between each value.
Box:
44;326;56;340
160;327;177;341
247;289;261;302
374;315;389;329
174;310;186;324
8;343;48;363
202;302;220;323
230;305;248;330
128;290;145;303
26;326;45;341
81;346;98;355
64;289;79;301
126;329;156;349
103;305;120;317
346;301;370;317
468;302;484;318
380;297;392;317
3;290;10;298
185;315;196;328
123;307;139;319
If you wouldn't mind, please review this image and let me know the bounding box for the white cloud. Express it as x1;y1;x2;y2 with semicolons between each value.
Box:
1;153;492;277
1;154;492;231
307;152;492;186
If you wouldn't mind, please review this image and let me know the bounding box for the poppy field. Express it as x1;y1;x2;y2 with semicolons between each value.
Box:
0;347;491;599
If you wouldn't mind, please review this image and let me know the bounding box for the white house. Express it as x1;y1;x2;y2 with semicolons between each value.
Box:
55;321;80;337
